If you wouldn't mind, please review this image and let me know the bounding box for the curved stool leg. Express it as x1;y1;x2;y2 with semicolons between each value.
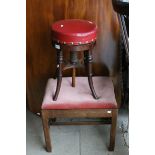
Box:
53;49;63;101
84;50;99;99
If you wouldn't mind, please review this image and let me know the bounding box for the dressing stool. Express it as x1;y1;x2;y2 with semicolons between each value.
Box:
41;77;118;152
51;19;98;100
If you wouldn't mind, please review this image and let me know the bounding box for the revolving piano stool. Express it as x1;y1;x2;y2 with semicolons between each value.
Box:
51;19;98;100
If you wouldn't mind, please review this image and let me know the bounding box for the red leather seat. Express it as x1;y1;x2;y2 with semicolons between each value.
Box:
41;77;117;110
51;19;97;45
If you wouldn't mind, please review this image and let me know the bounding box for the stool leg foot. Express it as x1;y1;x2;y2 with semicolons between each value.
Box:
88;76;99;99
53;77;62;101
53;50;63;101
42;111;52;152
84;50;99;99
109;109;118;151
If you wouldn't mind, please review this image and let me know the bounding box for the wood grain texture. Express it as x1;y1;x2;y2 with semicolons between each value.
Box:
27;0;121;113
42;109;113;118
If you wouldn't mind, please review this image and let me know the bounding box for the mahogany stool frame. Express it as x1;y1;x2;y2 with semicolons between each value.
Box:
41;108;118;152
52;41;99;100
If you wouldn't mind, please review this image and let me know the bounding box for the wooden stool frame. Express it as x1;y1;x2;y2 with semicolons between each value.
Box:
41;108;118;152
52;41;99;100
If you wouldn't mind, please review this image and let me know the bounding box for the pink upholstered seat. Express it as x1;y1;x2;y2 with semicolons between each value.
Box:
41;77;117;110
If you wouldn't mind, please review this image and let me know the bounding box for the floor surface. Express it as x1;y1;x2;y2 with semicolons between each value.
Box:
26;109;129;155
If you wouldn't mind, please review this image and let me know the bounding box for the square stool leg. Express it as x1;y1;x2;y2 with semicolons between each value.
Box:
109;109;118;151
41;110;52;152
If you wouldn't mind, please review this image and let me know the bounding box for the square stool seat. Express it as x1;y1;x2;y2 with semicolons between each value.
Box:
42;76;117;110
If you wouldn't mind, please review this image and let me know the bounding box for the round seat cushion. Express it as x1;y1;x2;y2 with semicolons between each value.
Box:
51;19;97;45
